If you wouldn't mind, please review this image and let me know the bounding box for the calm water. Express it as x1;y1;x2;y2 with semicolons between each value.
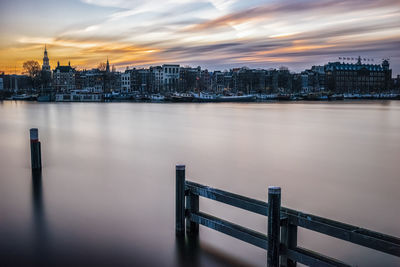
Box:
0;101;399;266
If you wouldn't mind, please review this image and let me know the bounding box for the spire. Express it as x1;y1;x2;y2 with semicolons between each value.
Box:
42;44;50;71
357;56;361;65
106;57;110;72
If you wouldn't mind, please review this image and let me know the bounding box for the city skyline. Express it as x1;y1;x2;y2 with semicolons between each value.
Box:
1;0;400;74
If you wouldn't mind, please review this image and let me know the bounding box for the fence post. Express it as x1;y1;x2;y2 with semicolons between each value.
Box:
30;128;42;171
281;218;297;267
268;186;281;267
186;190;199;235
176;164;186;235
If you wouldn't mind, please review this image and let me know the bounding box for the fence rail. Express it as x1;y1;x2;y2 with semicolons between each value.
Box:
176;165;400;266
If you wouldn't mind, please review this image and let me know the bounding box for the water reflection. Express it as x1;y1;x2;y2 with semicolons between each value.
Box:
0;102;399;266
174;233;255;267
31;170;48;266
175;234;201;267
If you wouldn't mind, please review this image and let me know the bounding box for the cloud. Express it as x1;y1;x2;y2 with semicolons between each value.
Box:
186;0;400;32
1;0;400;74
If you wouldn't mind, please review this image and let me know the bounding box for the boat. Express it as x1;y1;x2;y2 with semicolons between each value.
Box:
150;94;165;102
360;94;373;99
216;94;256;102
37;95;52;102
328;94;344;101
171;93;194;102
277;94;291;101
55;91;102;102
193;92;218;102
112;93;133;101
12;94;36;100
304;93;328;101
138;94;150;101
290;94;304;101
343;93;360;99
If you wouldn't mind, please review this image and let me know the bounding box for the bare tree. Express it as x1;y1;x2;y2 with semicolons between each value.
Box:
22;61;41;89
98;62;107;71
23;61;41;78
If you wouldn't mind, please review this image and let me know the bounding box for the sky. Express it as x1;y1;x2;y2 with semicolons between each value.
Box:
0;0;399;75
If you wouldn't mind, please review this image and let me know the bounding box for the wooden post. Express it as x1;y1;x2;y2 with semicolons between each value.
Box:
268;186;281;267
30;128;42;170
176;164;186;235
281;219;297;267
186;190;199;235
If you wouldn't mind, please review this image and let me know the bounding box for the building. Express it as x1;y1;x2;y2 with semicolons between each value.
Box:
325;57;392;93
150;66;163;93
121;72;131;93
179;66;200;92
231;68;267;94
212;71;225;92
137;69;150;93
199;69;211;91
0;77;3;90
40;45;52;89
42;45;51;72
53;61;76;92
162;64;179;92
394;75;400;92
101;59;120;93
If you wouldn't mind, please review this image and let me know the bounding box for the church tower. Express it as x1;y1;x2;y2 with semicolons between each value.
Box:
106;57;110;72
42;44;51;72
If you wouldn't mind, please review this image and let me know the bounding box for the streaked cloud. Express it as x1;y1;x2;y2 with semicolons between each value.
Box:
0;0;399;74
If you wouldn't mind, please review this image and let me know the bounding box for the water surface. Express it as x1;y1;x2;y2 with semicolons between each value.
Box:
1;101;399;266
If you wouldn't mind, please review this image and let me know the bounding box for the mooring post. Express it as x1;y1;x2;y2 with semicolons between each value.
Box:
186;190;199;235
30;128;42;171
176;164;186;235
268;186;281;267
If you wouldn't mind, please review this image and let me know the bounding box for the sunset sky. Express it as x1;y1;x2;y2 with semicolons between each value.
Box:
1;0;399;74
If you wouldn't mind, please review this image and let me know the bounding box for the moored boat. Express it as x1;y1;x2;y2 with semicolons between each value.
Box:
328;94;344;101
37;95;52;102
277;94;291;101
304;93;328;101
216;94;256;102
171;93;194;102
150;94;165;102
193;92;217;102
12;94;36;100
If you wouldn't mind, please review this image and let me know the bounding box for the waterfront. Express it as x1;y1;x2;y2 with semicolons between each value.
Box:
1;101;400;266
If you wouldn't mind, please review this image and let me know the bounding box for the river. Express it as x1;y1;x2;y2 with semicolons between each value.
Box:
0;101;399;266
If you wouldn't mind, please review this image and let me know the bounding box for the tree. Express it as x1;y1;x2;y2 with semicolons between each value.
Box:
98;62;107;71
23;61;41;78
22;61;41;89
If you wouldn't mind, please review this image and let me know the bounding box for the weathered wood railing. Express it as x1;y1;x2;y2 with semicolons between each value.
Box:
175;165;400;266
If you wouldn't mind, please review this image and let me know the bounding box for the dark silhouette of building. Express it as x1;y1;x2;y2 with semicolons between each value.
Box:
42;45;50;72
325;57;392;93
53;61;76;92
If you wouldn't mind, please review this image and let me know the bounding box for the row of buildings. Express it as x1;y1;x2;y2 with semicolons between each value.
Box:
1;46;399;95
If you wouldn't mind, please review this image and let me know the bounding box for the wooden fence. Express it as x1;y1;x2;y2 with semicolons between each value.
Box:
175;165;400;266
